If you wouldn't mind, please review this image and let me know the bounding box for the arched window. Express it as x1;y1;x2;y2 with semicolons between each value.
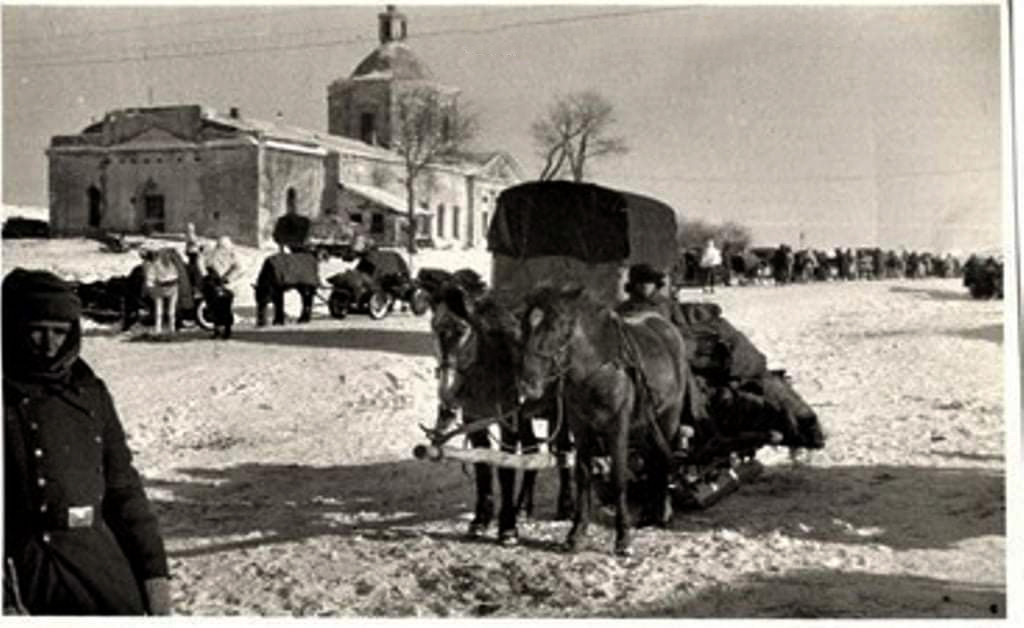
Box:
437;203;446;238
286;187;297;214
87;186;102;228
452;205;460;240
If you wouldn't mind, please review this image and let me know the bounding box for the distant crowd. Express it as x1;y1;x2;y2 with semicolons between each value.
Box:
671;243;1004;299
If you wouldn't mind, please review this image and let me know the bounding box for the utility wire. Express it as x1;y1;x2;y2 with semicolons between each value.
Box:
3;6;692;70
4;5;540;63
3;6;331;45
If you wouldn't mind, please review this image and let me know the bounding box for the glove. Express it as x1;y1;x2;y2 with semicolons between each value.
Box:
144;577;172;616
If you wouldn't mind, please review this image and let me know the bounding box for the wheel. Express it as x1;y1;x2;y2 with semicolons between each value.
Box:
328;291;349;319
368;291;395;320
194;301;215;331
410;288;430;316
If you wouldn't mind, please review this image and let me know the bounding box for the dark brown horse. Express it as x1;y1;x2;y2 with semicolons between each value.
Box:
517;285;689;556
428;282;573;545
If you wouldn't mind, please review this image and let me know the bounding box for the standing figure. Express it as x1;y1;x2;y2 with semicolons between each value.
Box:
273;203;312;254
203;236;240;340
2;269;171;615
699;238;722;294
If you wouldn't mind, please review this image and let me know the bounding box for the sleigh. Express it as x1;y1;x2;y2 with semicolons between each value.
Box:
414;181;823;513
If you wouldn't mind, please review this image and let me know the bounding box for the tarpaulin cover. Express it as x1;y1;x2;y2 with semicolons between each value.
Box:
356;249;410;280
487;181;681;306
488;181;630;263
488;181;680;271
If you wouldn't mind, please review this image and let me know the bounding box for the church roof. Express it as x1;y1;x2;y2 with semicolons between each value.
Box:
351;42;433;81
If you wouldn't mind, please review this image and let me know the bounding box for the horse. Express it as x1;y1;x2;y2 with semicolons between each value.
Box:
771;245;794;285
254;252;319;326
517;284;690;556
141;248;183;335
427;280;574;545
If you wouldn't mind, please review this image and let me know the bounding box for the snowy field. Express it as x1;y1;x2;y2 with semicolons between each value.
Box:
1;233;1007;618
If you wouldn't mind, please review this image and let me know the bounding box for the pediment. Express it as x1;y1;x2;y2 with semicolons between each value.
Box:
477;153;525;183
117;126;193;147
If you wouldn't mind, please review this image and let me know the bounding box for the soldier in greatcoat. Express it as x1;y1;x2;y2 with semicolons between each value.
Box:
3;269;171;615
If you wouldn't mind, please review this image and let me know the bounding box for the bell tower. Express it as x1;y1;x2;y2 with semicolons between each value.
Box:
378;5;407;44
326;5;458;148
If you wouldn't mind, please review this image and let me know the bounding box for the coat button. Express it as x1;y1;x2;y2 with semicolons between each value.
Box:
34;449;43;458
94;436;102;444
42;533;51;543
29;422;39;430
39;503;48;513
37;477;46;488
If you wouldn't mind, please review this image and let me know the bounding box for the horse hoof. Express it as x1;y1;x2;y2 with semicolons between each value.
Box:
466;522;488;539
498;529;519;546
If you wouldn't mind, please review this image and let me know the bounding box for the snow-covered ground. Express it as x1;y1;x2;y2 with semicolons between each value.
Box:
0;234;1006;618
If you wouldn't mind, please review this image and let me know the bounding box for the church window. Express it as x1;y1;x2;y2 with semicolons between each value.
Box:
437;203;445;238
286;187;297;214
452;205;460;239
370;213;385;234
360;113;376;145
87;186;102;228
482;211;489;234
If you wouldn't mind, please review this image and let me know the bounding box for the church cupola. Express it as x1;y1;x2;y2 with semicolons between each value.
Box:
327;5;458;147
378;5;408;44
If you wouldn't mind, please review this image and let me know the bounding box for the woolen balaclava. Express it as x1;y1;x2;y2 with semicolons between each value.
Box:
2;268;83;383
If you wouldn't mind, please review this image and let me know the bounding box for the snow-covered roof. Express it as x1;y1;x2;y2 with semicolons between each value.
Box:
341;181;431;216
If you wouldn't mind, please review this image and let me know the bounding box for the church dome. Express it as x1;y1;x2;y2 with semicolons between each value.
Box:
351;41;432;81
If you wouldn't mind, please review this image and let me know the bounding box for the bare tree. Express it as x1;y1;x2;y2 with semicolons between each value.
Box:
393;87;477;256
531;90;628;182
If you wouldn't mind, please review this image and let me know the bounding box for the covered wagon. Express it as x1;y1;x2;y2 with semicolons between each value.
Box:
487;180;682;309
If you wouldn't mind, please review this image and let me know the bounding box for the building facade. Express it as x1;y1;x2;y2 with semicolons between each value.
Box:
47;5;523;249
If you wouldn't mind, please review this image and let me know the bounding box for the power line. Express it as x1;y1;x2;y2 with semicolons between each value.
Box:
3;5;541;65
3;6;329;45
2;6;692;70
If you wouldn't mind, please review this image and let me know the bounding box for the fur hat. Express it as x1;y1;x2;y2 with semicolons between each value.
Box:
2;268;81;323
627;263;665;288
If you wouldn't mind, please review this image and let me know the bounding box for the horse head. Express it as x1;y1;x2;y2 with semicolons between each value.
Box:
517;284;586;402
430;285;480;410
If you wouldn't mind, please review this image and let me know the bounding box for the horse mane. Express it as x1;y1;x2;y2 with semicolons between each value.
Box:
523;282;607;323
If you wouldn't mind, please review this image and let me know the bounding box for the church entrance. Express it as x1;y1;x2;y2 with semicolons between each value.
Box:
143;194;165;233
87;186;102;228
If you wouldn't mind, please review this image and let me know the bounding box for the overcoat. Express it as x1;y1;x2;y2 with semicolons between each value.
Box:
3;359;168;615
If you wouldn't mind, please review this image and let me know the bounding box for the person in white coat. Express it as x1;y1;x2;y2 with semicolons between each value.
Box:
700;238;722;294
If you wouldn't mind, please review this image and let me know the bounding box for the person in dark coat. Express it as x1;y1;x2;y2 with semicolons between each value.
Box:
273;207;312;254
618;263;689;328
2;269;171;615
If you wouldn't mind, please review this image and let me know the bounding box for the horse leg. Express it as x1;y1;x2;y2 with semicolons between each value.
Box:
515;418;539;519
497;423;520;546
272;288;286;325
467;428;494;539
611;413;633;557
565;429;592;553
553;415;575;520
167;289;178;334
255;285;268;327
297;287;313;323
152;292;163;335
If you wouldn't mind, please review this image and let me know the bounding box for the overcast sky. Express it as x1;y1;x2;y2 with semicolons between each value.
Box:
1;2;1002;250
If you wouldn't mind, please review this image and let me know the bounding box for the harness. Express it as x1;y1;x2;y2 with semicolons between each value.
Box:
519;309;678;462
608;311;678;463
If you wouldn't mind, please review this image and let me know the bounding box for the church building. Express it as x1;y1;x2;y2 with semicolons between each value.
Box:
46;5;524;249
